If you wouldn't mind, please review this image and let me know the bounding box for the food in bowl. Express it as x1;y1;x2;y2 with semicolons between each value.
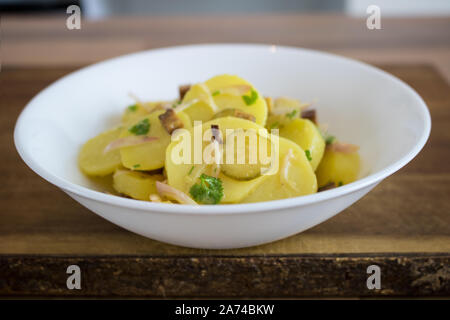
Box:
79;74;360;205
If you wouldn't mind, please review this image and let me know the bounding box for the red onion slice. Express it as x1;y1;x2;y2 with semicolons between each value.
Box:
156;181;198;205
103;135;159;154
327;142;359;153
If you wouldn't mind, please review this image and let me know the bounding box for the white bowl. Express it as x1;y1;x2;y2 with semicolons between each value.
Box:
14;44;431;249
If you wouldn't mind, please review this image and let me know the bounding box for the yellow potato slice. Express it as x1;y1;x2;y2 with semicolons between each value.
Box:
120;110;191;171
242;137;317;203
279;118;325;171
78;127;122;176
179;83;217;125
316;148;361;187
122;103;150;124
221;128;272;180
265;97;309;130
265;114;291;130
122;101;176;125
165;117;271;203
205;74;268;126
165;117;316;204
113;169;164;201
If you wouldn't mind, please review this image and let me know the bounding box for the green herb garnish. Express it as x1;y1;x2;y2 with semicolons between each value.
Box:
325;135;335;145
338;181;343;187
133;164;141;169
188;165;195;175
128;104;138;112
286;109;297;119
129;118;150;135
189;174;223;204
242;89;258;106
305;149;312;161
320;130;335;145
270;122;280;129
212;90;220;96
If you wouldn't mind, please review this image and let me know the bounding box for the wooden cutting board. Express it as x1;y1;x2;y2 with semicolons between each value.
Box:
0;65;449;298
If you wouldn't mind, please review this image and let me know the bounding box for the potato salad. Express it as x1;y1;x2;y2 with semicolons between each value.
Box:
78;74;360;205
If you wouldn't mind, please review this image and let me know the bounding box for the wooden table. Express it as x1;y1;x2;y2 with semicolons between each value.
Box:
1;15;449;298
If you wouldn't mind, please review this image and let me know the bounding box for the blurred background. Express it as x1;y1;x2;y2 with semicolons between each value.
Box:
2;0;450;17
1;0;450;81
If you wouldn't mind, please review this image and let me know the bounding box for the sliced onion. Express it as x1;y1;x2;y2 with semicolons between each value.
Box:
173;99;199;112
156;181;198;205
318;122;329;136
103;136;159;154
327;142;359;153
270;105;311;116
212;140;221;178
149;194;162;202
280;149;299;192
148;102;173;113
190;163;207;182
220;84;252;95
270;97;310;116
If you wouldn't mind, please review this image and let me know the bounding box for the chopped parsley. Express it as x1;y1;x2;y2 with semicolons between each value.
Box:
128;104;138;112
325;135;335;145
133;164;141;169
189;174;223;204
270;122;280;129
129;118;150;135
320;130;335;145
305;149;312;161
286;109;297;119
338;181;343;187
242;89;258;106
188;165;195;175
212;90;220;96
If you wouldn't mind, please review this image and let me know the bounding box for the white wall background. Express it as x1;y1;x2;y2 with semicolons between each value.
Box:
347;0;450;17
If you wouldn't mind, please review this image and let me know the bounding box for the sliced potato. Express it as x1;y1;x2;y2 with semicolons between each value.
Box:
165;117;316;204
179;83;217;124
221;128;272;180
205;74;268;126
165;117;271;203
213;108;256;122
78;127;122;176
279;118;325;170
122;101;176;125
242;137;317;203
265;114;292;131
113;169;164;201
265;97;309;130
120;110;191;171
122;104;150;124
316;148;360;187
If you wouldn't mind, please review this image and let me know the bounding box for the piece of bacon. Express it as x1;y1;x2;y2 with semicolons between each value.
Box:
301;109;317;124
158;109;184;135
179;84;191;100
